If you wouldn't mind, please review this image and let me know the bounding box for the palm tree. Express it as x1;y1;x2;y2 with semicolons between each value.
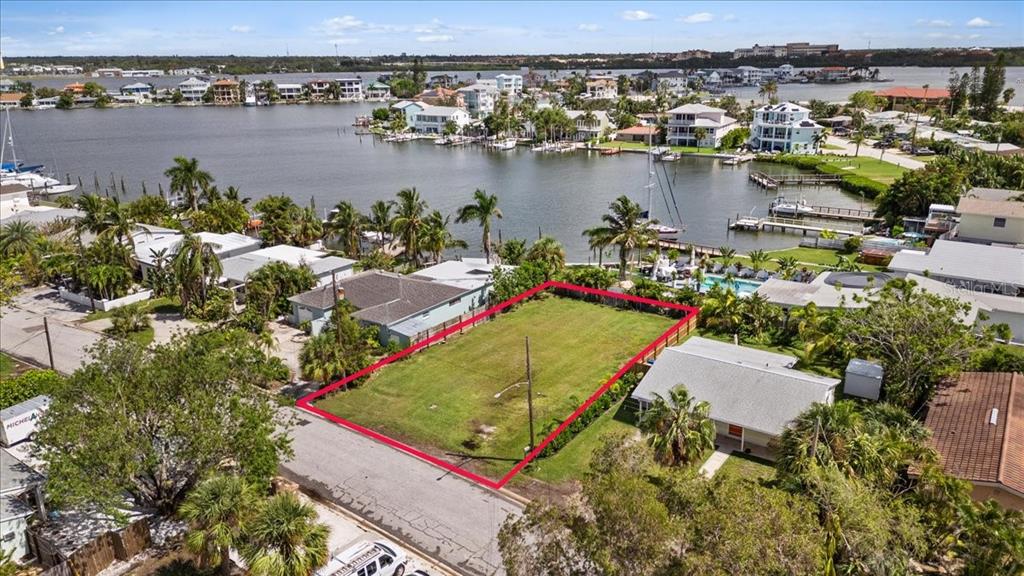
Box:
0;221;40;257
742;292;781;339
367;200;392;250
422;211;467;264
694;126;708;153
717;246;736;269
747;249;768;273
299;331;346;385
224;186;250;205
583;195;654;280
812;130;828;154
74;194;110;236
700;285;744;334
294;207;324;247
455;189;502;263
327;201;364;257
637;385;716;467
775;256;799;280
525;236;565;278
164;156;214;212
100;198;141;255
179;475;256;575
239;493;330;576
390;187;428;267
173;232;223;312
850;132;866;157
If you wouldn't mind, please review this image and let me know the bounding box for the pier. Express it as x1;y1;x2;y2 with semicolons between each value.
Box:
801;205;880;222
728;215;863;237
656;241;728;257
749;171;843;189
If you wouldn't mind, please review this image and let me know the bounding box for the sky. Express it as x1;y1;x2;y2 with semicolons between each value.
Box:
1;1;1021;57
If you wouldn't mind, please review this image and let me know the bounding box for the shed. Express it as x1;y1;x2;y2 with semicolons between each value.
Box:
844;359;883;400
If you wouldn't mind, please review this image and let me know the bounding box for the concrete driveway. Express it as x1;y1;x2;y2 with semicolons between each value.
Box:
1;306;102;373
279;407;522;576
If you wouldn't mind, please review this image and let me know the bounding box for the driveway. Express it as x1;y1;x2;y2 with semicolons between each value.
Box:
822;135;926;170
1;288;103;373
279;407;522;576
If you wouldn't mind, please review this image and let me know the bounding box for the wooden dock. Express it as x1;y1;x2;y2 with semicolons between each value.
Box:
749;171;843;189
729;215;863;237
656;241;727;257
804;205;880;222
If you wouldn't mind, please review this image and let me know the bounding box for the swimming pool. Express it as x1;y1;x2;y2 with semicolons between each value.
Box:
700;274;763;296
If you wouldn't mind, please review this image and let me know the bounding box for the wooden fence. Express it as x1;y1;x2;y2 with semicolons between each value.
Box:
640;314;697;364
35;518;152;576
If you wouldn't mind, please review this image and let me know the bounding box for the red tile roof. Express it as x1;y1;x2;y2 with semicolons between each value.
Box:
875;87;951;100
617;125;658;135
212;79;239;87
925;372;1023;495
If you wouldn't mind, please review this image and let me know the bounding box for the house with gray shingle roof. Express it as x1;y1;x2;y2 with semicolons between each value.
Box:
288;270;489;346
631;337;839;450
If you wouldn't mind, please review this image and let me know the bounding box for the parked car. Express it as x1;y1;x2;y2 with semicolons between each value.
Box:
914;147;935;156
873;140;893;149
316;540;408;576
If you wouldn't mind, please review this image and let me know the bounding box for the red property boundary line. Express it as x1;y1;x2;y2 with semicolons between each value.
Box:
296;280;700;490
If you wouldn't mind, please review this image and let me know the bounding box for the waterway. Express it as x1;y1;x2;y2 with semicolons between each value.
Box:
8;102;879;259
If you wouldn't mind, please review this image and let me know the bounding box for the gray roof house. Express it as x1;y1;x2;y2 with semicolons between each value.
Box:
218;244;355;289
888;240;1024;296
631;337;839;450
1;448;45;561
289;270;489;346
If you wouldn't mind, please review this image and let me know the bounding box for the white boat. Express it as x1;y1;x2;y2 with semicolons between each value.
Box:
769;195;814;217
722;156;740;165
0;106;77;196
434;136;450;145
648;222;681;239
493;138;517;151
658;152;681;162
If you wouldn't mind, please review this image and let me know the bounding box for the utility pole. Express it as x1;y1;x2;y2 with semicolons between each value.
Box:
42;317;55;370
525;336;535;452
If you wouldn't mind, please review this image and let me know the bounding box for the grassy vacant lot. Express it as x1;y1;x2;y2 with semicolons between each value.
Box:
315;295;674;479
814;156;907;184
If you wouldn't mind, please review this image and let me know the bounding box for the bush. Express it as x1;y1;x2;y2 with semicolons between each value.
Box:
0;369;63;409
842;236;863;254
189;287;234;322
538;370;643;458
109;302;151;336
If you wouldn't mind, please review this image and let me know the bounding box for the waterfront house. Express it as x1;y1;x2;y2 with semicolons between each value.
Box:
119;82;152;96
306;79;332;100
817;67;850;83
494;74;524;94
630;337;839;451
875;86;950;112
457;83;498;117
122;69;164;78
0;79;16;92
391;100;426;127
665;103;738;148
566;110;612;141
219;244;355;294
366;81;391;100
0;93;24;110
415;87;463;107
409;258;502;291
953;195;1024;246
585;76;617;99
63;82;85;94
652;71;690;96
288;270;486;345
134;229;261;279
412;105;472;134
212;79;240;105
275;83;304;101
922;372;1023;510
429;73;458;89
736;65;763;86
177;77;210;102
335;77;363;100
616;125;659;143
749;102;823;154
92;68;124;77
170;67;207;76
888;239;1024;296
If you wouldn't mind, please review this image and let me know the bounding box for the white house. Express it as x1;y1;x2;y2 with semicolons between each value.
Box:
1;448;46;562
953;196;1024;246
391;100;426;127
134;228;261;279
736;65;763;85
585;76;617;99
275;83;304;101
494;74;523;94
120;82;152;96
335;77;363;100
565;110;613;141
219;245;356;290
412;105;472;134
888;239;1024;296
631;337;839;450
409;258;503;291
365;82;391;100
665;103;739;148
749;102;823;154
177;77;209;102
457;84;498;117
653;71;690;96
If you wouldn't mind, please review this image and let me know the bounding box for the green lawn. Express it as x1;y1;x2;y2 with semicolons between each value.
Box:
315;296;675;479
716;451;776;481
1;353;15;379
814;156;908;184
710;246;885;274
526;399;639;484
83;297;181;322
822;144;845;150
599;141;719;155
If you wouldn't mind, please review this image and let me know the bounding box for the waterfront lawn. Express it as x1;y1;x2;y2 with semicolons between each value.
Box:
712;246;885;273
717;452;776;481
598;141;719;155
315;295;675;479
813;156;908;184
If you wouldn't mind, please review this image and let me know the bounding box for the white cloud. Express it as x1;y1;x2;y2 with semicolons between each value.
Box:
578;23;601;32
326;38;361;45
680;12;713;24
319;15;365;33
966;17;993;28
417;34;455;43
229;24;251;33
916;19;951;28
621;10;655;21
47;25;65;35
722;14;737;22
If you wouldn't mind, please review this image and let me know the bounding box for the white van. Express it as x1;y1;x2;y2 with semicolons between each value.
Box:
316;539;408;576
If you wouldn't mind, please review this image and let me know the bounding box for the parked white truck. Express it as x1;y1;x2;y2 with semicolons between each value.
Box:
0;395;50;447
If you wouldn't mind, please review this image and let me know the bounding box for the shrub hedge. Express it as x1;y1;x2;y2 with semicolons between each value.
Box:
538;368;644;458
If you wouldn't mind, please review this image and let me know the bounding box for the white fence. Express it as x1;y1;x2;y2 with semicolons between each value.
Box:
58;288;153;312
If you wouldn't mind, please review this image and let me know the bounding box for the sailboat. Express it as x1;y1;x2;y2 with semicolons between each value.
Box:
0;106;77;196
642;135;680;240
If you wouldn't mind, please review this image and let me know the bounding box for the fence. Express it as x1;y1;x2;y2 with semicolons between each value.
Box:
408;305;491;348
34;518;152;576
799;237;905;253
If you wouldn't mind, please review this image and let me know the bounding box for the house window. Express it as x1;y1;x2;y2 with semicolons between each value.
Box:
993;217;1007;228
727;424;743;437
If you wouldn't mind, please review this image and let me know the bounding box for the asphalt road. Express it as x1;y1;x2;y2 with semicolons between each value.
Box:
280;407;522;576
0;306;102;373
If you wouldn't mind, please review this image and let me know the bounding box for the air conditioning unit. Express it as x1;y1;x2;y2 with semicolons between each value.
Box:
844;359;883;401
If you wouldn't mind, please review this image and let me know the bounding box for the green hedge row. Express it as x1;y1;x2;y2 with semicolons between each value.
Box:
538;368;644;458
758;154;890;199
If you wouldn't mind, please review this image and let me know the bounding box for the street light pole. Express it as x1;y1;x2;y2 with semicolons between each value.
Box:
525;336;535;452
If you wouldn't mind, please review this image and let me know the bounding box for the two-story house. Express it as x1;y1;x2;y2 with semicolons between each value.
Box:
665;103;739;148
749;102;823;154
176;77;209;102
954;194;1024;246
211;79;240;105
336;77;363;100
566;110;613;141
412;105;472;134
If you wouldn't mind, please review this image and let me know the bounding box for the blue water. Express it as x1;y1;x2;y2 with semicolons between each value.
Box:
700;274;763;296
